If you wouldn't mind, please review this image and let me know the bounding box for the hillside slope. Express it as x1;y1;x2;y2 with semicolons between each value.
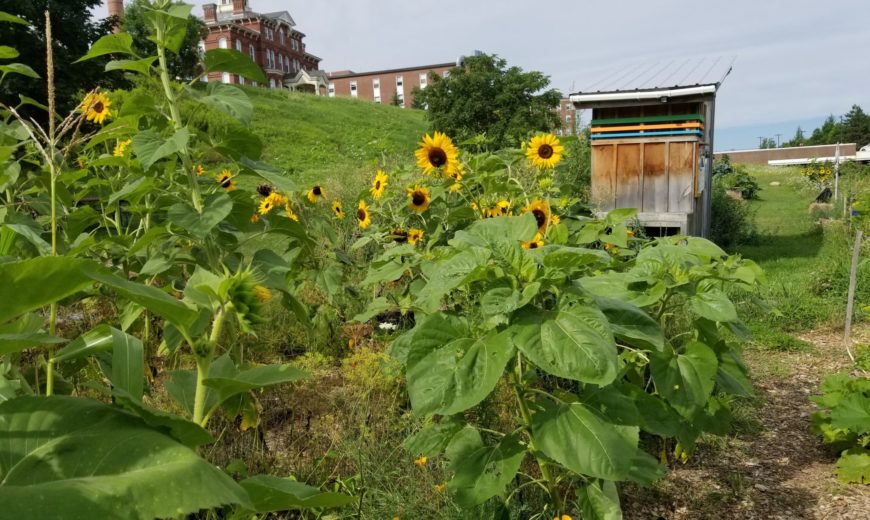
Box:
244;88;427;183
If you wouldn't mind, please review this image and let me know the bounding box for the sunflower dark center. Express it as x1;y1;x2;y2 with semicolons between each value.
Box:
393;230;408;243
313;186;322;196
257;184;273;197
375;181;381;190
93;101;105;113
532;209;547;228
538;144;554;159
428;148;447;167
529;241;539;249
357;209;366;221
220;177;231;188
335;206;342;215
412;193;426;206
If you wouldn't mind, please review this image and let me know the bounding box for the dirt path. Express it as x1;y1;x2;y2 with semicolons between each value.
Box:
622;326;870;520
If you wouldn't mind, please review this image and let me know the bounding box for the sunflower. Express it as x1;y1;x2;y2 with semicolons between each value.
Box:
407;186;431;213
523;198;551;233
307;185;326;203
256;184;273;197
259;192;287;215
526;133;565;169
370;170;388;200
284;202;299;221
253;285;272;303
391;229;408;243
493;200;511;216
449;183;462;193
356;200;372;229
521;232;544;250
415;132;460;176
81;91;111;125
332;200;346;219
113;139;131;158
413;455;428;467
250;213;260;223
216;170;236;192
550;214;561;226
408;228;425;246
195;164;206;176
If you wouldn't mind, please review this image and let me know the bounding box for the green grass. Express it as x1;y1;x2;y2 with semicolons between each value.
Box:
245;88;427;184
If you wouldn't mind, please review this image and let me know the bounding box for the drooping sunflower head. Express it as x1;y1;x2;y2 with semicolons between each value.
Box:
415;132;460;176
521;232;544;250
391;229;408;243
195;164;206;176
370;170;388;200
332;200;345;219
526;133;565;169
407;185;431;213
113;139;131;158
256;183;273;197
307;184;326;203
523;198;551;233
216;170;236;192
408;228;425;246
81;91;112;125
356;200;372;229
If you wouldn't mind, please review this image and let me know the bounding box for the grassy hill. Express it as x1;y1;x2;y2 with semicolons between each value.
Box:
243;88;427;184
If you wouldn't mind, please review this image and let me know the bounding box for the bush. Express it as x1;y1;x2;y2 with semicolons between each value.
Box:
713;157;761;200
811;373;870;484
710;181;756;249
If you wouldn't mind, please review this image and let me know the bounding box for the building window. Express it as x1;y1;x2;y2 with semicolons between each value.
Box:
279;30;285;45
419;73;428;88
218;37;228;49
396;75;403;87
328;82;335;97
235;40;242;52
249;44;255;61
269;78;276;89
221;72;230;84
566;115;572;123
373;78;381;103
350;81;358;97
238;75;245;86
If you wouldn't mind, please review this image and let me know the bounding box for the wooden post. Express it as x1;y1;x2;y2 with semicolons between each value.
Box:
844;229;863;363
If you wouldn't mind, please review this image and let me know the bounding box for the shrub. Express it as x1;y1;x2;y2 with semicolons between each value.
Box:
710;181;756;249
811;373;870;484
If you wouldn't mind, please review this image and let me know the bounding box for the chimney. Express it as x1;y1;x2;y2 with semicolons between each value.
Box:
232;0;246;15
107;0;123;33
202;3;217;23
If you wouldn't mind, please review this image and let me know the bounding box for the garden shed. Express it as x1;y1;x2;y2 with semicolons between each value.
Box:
570;57;733;236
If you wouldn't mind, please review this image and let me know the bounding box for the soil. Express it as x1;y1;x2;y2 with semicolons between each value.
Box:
621;325;870;520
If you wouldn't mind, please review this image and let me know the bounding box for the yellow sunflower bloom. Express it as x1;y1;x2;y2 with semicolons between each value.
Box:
408;228;425;246
434;483;446;493
407;186;431;213
285;202;299;221
521;232;544;250
356;200;372;229
81;91;112;125
250;213;260;223
449;183;462;193
332;200;346;219
522;198;551;234
253;285;272;303
415;132;460;176
195;164;205;176
307;185;326;203
493;200;511;216
413;455;428;467
113;139;131;158
216;170;236;192
259;192;287;215
526;133;565;169
371;170;388;200
550;214;561;226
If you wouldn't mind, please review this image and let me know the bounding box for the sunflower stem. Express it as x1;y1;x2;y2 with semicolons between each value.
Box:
193;306;227;426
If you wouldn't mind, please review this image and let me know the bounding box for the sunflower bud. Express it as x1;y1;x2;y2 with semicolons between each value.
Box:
225;268;268;332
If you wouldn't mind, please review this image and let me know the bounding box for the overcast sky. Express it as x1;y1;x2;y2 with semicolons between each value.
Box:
91;0;870;150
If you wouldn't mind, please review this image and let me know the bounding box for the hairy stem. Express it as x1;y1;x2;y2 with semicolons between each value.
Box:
192;307;228;426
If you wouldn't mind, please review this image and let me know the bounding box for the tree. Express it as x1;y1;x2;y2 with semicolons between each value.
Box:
759;137;777;149
122;0;206;80
0;0;127;116
839;105;870;148
782;126;805;147
413;54;561;149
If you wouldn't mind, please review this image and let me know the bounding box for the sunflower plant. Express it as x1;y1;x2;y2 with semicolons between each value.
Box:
0;3;351;517
354;132;765;517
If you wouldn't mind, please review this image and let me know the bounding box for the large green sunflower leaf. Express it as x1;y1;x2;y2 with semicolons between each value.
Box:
0;257;97;324
239;475;353;512
595;296;664;352
203;48;267;84
203;364;309;406
448;433;526;507
75;33;135;63
835;448;870;484
167;191;233;240
650;341;718;418
830;393;870;432
0;396;251;519
511;307;618;385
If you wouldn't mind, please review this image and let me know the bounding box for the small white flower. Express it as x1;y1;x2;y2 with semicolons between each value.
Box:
379;322;398;331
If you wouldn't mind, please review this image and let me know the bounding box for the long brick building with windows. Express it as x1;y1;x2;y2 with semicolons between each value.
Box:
326;61;461;108
200;0;321;88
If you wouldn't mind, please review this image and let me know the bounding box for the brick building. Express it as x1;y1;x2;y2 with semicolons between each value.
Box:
326;61;460;108
556;98;579;137
200;0;321;88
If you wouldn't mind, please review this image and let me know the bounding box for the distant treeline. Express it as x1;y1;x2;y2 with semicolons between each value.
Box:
780;104;870;149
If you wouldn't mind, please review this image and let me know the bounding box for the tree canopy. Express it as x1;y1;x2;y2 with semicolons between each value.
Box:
123;0;206;80
413;54;562;149
782;105;870;148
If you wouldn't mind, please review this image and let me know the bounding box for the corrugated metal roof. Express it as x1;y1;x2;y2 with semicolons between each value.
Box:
573;56;734;95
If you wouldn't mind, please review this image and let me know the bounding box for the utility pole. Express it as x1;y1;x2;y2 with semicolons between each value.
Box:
775;133;782;148
757;136;765;148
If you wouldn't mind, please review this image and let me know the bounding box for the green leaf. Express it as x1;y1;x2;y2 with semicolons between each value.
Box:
605;208;636;226
0;332;65;356
113;389;214;447
240;475;354;512
406;328;514;416
689;291;738;323
189;82;254;124
75;33;135;63
595;297;664;351
531;401;639;480
203;364;309;407
167;192;233;239
830;393;870;432
579;480;623;520
110;328;144;400
0;46;19;59
239;156;297;194
403;416;464;458
448;434;526;507
716;350;753;396
0;257;96;324
415;247;491;311
0;12;28;25
835;448;870;484
5;222;51;255
512;307;618;385
105;57;158;76
203;48;267;84
52;324;113;362
0;63;39;79
131;128;189;172
651;342;718;417
0;396;251;518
